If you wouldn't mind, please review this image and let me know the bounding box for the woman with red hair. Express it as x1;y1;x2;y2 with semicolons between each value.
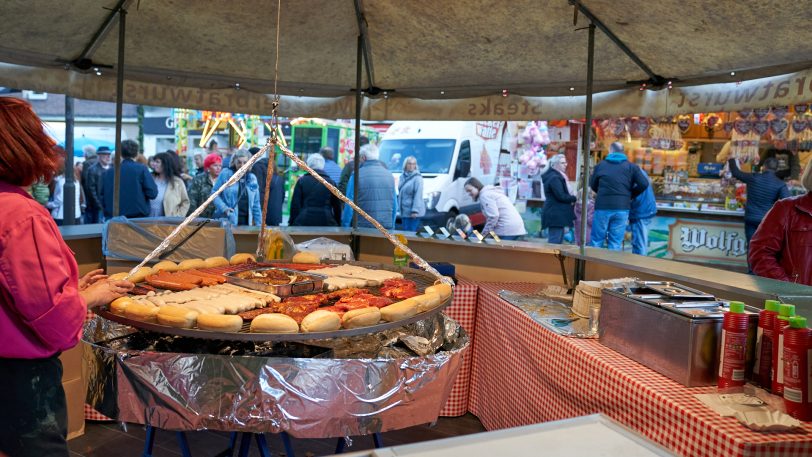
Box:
0;97;133;456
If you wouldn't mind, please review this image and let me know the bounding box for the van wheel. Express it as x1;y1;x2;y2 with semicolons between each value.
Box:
444;210;459;232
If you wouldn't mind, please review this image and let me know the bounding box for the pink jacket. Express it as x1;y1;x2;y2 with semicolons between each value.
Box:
0;182;85;358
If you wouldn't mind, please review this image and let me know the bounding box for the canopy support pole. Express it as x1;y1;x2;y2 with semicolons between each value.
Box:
112;6;127;217
569;0;665;85
352;0;375;89
76;0;133;63
574;22;595;285
350;33;363;258
63;95;77;226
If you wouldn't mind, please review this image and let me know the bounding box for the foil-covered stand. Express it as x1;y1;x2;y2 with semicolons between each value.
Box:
83;313;468;438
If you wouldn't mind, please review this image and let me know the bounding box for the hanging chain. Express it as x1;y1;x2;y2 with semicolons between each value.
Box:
256;0;284;260
277;142;451;285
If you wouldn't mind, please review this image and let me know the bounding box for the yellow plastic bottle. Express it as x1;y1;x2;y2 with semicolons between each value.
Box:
393;234;409;267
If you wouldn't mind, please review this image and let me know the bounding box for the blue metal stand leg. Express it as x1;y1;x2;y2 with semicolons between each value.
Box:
334;437;346;454
226;432;238;457
237;433;252;457
142;425;156;457
176;432;193;457
372;433;383;449
254;434;272;457
280;432;295;457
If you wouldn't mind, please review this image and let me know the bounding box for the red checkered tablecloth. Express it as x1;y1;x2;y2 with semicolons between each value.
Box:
439;277;478;417
469;283;812;457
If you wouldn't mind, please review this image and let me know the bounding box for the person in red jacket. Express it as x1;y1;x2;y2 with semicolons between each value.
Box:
0;98;133;457
748;162;812;286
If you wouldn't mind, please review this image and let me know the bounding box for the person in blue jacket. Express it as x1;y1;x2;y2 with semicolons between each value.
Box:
211;150;262;226
341;144;397;229
589;142;649;250
628;180;657;255
102;139;158;218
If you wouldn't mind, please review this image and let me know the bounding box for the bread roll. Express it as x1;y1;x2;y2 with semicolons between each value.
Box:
415;292;444;313
156;306;198;328
124;302;159;323
300;310;341;332
110;297;135;315
425;283;453;301
342;307;381;329
380;297;419;322
112;267;152;283
196;313;244;332
153;260;179;272
230;253;256;265
292;251;320;264
178;258;207;271
250;313;300;333
204;256;230;268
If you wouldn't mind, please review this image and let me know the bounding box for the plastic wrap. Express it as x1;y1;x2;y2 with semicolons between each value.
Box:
102;216;235;263
295;237;354;261
83;313;468;437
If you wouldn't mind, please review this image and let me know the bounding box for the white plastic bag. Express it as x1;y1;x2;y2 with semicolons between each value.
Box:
295;237;354;261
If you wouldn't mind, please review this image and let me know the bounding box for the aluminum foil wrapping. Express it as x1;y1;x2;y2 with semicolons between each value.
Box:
83;314;468;437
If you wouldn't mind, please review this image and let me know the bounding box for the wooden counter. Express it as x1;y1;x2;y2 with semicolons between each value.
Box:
61;223;812;314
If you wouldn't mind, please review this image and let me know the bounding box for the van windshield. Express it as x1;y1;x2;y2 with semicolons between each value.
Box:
378;139;456;174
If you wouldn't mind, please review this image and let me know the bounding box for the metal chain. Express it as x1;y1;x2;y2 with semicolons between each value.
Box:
278;143;452;285
256;0;283;260
126;142;272;278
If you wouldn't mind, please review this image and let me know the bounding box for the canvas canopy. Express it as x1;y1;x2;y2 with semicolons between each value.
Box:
1;0;811;119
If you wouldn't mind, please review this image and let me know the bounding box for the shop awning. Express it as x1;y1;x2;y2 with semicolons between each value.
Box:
0;0;810;119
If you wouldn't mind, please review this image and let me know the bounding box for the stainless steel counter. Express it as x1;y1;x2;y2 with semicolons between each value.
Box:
566;246;812;310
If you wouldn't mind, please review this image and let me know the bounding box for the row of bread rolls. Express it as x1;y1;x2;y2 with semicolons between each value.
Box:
106;253;256;282
111;296;244;331
108;272;453;334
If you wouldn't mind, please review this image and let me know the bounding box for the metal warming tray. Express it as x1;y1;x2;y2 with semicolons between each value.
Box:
599;281;757;387
224;266;326;296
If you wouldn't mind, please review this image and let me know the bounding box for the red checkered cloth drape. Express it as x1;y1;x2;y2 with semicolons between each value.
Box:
84;310;114;421
469;283;812;457
439;278;478;417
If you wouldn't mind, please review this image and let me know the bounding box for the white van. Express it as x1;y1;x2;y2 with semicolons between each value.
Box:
378;121;514;229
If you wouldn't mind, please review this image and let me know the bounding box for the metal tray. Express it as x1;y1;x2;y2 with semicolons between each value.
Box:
224;267;326;297
641;281;715;300
93;261;451;342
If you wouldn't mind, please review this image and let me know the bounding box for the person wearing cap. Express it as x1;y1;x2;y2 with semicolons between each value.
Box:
748;162;812;286
589;142;649;251
83;145;113;223
289;154;341;226
187;153;222;218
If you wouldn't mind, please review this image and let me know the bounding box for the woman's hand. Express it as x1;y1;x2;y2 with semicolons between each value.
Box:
80;279;134;309
78;269;107;291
